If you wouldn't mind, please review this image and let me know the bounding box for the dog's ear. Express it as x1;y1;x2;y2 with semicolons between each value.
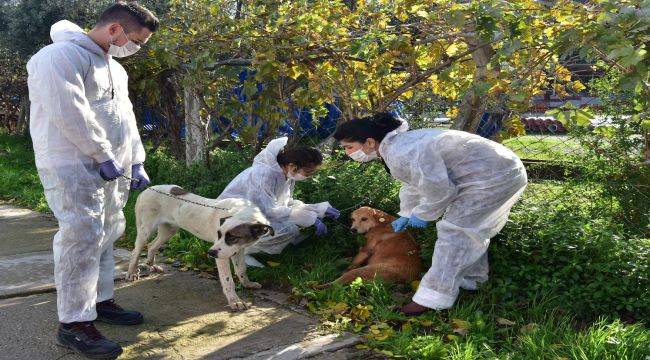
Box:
372;209;396;223
250;223;274;238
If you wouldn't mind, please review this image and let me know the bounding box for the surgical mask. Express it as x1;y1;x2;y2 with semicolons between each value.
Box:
108;26;141;58
288;171;307;181
349;148;378;163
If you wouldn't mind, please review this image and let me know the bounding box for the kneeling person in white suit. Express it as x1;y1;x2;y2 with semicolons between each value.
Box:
218;138;340;267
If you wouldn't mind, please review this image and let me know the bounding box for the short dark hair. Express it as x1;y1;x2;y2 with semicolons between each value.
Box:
98;1;159;33
276;146;323;169
333;112;402;143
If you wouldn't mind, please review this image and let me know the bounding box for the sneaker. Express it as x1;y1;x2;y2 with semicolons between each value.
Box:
56;322;122;359
244;254;265;268
96;299;144;325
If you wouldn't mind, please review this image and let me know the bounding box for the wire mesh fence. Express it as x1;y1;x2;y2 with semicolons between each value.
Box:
285;110;649;238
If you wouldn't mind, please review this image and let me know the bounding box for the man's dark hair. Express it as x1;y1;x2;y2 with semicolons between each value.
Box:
276;146;323;169
98;1;159;33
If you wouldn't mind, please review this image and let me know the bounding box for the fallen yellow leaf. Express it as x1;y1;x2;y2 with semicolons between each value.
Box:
451;318;470;330
496;317;516;327
446;334;459;341
266;261;281;267
410;280;420;291
520;323;539;335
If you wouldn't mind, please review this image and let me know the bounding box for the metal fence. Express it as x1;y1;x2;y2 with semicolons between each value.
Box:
287;110;649;238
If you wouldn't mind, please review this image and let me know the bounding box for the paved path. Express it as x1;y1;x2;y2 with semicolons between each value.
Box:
0;202;367;359
0;202;131;298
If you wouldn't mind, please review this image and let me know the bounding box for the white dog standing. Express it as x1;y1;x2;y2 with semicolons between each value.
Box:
127;185;273;310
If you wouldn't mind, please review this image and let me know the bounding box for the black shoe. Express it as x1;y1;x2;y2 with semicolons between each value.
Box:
56;322;123;359
96;299;144;325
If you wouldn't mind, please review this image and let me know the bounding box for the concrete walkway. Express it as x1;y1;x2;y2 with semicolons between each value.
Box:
0;202;367;359
0;202;132;298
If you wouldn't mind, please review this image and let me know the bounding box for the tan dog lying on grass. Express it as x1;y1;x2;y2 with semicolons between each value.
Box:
318;206;423;288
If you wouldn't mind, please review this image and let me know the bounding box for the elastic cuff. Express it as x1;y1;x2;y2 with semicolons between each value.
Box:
289;208;318;227
94;151;115;164
412;285;457;310
397;210;412;218
314;202;331;217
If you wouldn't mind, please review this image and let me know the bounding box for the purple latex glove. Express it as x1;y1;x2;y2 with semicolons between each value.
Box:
98;159;125;181
314;218;328;236
325;206;340;220
131;163;150;190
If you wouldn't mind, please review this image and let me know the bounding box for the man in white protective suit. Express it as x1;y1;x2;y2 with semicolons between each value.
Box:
27;2;158;358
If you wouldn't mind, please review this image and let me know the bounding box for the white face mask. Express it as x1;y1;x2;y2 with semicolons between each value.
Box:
349;148;378;163
108;26;141;58
288;171;307;181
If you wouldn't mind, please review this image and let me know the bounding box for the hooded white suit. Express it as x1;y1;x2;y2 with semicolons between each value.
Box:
218;137;331;254
379;121;527;309
27;21;145;323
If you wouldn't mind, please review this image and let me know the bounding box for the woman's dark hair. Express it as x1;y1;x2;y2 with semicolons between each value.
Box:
332;112;402;143
276;146;323;169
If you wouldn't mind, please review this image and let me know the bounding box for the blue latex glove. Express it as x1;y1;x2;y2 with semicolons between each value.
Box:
98;159;125;181
131;163;150;190
314;218;328;236
325;206;340;220
391;216;410;232
407;215;428;229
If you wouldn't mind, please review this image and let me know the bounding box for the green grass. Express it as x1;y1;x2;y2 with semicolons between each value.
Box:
0;130;48;210
1;132;648;359
502;135;583;161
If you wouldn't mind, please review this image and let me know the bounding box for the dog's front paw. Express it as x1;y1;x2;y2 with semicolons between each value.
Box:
242;281;262;289
148;264;165;273
228;299;249;311
125;270;140;282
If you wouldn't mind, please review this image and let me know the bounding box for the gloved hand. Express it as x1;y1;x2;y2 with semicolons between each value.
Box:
314;218;328;236
407;215;428;229
130;163;150;190
98;159;125;181
391;216;410;232
325;206;340;220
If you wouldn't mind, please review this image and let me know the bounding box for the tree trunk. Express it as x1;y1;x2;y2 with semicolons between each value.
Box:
451;42;495;133
16;94;29;137
184;87;207;166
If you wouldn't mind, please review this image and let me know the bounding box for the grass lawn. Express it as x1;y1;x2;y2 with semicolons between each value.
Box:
502;135;583;161
1;131;648;359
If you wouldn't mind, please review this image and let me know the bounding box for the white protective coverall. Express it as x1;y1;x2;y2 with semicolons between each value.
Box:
379;121;527;309
218;137;331;254
27;21;145;323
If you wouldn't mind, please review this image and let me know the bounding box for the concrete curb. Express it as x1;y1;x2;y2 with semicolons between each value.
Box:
0;248;132;299
236;333;363;360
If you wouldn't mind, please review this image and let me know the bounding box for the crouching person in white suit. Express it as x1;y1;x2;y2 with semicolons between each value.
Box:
218;137;340;267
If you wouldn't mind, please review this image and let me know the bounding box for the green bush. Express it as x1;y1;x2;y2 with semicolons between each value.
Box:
489;182;649;320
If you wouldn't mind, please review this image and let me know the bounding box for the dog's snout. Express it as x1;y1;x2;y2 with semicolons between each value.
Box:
207;249;220;258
